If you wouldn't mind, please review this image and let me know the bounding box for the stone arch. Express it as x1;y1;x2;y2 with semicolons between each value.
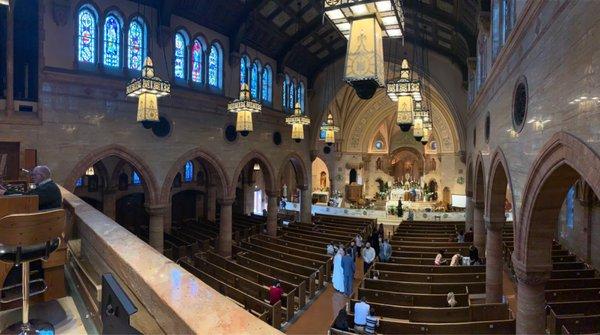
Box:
473;152;486;205
161;148;230;204
466;158;474;198
515;132;600;267
64;144;159;205
485;147;517;223
230;150;277;197
277;152;309;191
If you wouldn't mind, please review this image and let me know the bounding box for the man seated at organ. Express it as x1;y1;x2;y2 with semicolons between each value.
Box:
0;165;62;210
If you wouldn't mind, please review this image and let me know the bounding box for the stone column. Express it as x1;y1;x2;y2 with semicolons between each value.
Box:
6;0;14;115
266;192;278;237
218;197;235;257
513;258;551;335
485;216;505;303
102;190;117;220
195;192;204;221
300;186;312;223
206;184;217;222
465;196;474;231
145;204;168;253
473;202;486;254
243;183;254;215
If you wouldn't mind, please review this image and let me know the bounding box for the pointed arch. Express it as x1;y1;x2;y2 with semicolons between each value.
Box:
64;144;159;205
208;41;223;90
250;59;262;101
485;147;516;223
261;64;273;104
191;36;207;84
77;4;99;64
240;54;251;86
174;30;189;80
231;151;276;196
102;11;122;68
473;152;486;205
127;16;147;71
277;152;309;191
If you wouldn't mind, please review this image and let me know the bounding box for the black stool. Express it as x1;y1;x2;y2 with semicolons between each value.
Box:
0;209;65;335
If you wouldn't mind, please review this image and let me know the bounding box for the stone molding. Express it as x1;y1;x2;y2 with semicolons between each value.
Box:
218;197;236;206
145;204;170;216
512;255;551;286
484;216;506;231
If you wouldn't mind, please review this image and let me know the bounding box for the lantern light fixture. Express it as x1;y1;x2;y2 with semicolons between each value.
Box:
320;113;340;146
286;102;311;143
85;167;95;176
228;83;262;137
126;57;171;122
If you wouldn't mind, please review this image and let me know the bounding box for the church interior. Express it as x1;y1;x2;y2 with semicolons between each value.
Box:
0;0;599;334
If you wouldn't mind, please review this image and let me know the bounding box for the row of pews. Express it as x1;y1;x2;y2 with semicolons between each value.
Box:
332;220;516;334
181;213;374;329
502;229;600;334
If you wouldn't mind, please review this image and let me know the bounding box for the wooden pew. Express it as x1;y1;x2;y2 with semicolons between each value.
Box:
255;234;323;254
362;278;485;294
547;300;600;334
377;270;485;283
546;288;600;302
357;287;469;307
374;262;486;274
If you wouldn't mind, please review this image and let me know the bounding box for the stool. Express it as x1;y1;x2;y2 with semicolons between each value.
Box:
0;209;65;335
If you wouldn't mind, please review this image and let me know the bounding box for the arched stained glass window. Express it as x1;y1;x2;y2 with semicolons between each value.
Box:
240;56;250;86
208;42;222;89
132;171;141;185
127;18;145;71
261;65;272;104
297;81;305;112
174;32;187;80
566;185;575;229
184;161;194;182
78;7;97;63
250;60;261;100
191;38;204;83
288;80;295;112
75;177;84;187
282;75;290;110
103;14;121;68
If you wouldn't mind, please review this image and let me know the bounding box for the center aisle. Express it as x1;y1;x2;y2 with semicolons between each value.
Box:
285;258;365;334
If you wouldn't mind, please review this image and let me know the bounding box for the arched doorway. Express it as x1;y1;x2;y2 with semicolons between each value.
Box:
514;132;600;334
311;156;330;205
278;153;310;226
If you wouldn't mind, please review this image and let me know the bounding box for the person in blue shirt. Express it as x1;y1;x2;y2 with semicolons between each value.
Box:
379;239;392;262
341;248;355;297
353;297;370;332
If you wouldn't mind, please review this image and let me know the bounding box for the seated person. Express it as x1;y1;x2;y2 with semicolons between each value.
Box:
333;308;349;331
434;249;447;266
469;245;480;265
268;280;284;305
365;307;380;335
326;242;335;256
372;270;380;280
353;297;370;332
0;166;62;210
450;254;462;267
464;227;474;242
456;230;465;243
447;292;457;307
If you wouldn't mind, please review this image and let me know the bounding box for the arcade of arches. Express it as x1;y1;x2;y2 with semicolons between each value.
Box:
1;1;600;334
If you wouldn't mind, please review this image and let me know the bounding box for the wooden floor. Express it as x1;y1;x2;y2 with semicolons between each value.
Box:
286;259;519;335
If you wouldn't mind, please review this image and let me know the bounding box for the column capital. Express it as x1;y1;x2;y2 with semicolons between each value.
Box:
512;255;551;286
145;203;169;216
218;197;236;206
484;216;506;231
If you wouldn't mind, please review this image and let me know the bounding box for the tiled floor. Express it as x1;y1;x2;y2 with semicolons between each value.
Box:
0;297;87;334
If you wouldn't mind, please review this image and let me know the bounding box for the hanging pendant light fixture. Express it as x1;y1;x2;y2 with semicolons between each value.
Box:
228;83;262;136
85;167;95;176
325;0;405;100
320;113;340;146
126;57;171;122
286;102;311;143
412;101;424;141
388;59;421;131
421;103;432;144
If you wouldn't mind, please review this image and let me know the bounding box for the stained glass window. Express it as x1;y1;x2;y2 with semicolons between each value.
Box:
250;60;261;100
78;8;97;63
191;38;204;83
297;82;305;112
75;177;84;187
566;185;575;229
103;15;120;67
261;65;272;104
240;56;250;86
208;43;222;89
282;75;290;111
374;140;384;150
288;80;295;113
127;18;145;71
174;32;187;80
132;171;141;185
184;161;194;182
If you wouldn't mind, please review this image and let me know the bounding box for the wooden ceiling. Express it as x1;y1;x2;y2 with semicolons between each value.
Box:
145;0;478;83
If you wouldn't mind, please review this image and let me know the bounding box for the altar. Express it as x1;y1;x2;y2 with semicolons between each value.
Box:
389;188;423;202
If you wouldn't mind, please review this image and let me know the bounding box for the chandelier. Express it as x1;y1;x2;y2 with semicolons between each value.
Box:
388;59;422;131
126;57;171;122
85;167;95;176
325;0;405;100
228;83;262;136
320;113;340;145
286;102;311;143
420;106;432;144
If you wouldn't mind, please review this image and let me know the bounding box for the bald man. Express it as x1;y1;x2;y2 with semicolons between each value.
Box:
0;165;62;210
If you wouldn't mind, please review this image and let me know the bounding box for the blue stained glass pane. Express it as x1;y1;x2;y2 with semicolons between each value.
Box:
297;83;305;112
282;76;289;110
174;33;186;79
75;177;84;187
288;81;295;112
132;171;141;185
191;39;203;83
184;161;194;182
208;44;220;87
78;9;96;63
261;67;271;103
566;186;575;229
128;20;144;70
319;129;326;139
103;16;120;67
250;62;259;100
240;57;248;85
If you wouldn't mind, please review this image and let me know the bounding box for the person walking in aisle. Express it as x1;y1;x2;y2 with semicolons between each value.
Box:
362;242;376;274
379;239;392;262
341;248;355;297
332;248;346;293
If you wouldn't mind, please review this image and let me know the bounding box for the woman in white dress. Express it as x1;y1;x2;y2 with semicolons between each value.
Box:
332;248;346;293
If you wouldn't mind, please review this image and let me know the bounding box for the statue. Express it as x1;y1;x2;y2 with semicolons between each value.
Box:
320;171;327;188
282;184;288;198
376;157;382;170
